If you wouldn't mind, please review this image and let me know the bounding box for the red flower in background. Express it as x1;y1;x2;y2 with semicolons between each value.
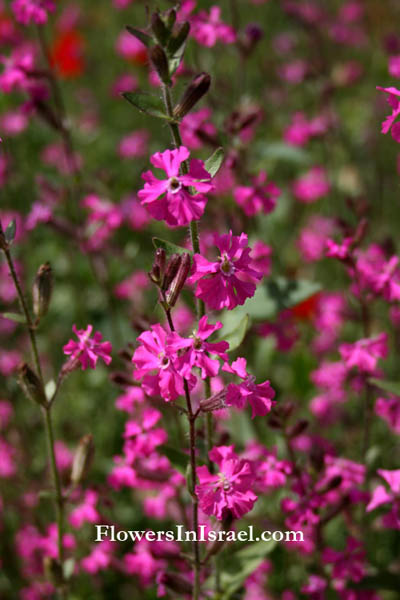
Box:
50;29;85;78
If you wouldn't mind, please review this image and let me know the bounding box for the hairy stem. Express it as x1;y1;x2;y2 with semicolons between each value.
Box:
2;243;66;597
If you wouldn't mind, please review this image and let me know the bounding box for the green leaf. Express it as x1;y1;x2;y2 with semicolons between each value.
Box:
1;312;26;324
5;220;16;244
152;237;192;257
369;378;400;396
125;26;152;48
219;313;249;352
205;147;224;178
122;92;172;121
159;444;188;473
217;540;276;600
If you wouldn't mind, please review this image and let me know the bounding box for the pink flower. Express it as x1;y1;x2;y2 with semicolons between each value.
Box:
322;537;366;582
118;130;149;159
250;240;272;277
234;171;280;217
0;44;35;93
375;395;400;434
11;0;55;26
301;575;327;599
191;6;236;47
367;469;400;512
196;445;257;520
132;324;194;402
223;357;275;418
167;316;229;379
181;108;217;149
292;166;330;203
339;333;388;373
63;324;112;370
138;146;213;227
297;216;336;262
69;490;100;528
389;56;400;78
81;540;113;574
188;231;262;310
278;59;308;84
123;408;167;461
376;86;400;142
326;236;353;260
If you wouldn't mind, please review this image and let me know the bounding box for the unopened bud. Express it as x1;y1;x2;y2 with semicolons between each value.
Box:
268;416;283;429
18;363;47;407
151;12;169;46
149;248;166;285
149;45;170;85
157;572;193;595
287;419;309;438
167;21;190;56
33;262;53;321
161;253;182;291
318;475;343;495
0;221;6;250
173;73;211;119
200;389;226;412
70;434;94;486
110;371;136;387
166;9;177;30
165;252;191;307
43;556;64;587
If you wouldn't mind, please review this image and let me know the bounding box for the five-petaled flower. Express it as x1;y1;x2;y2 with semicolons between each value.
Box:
63;324;112;370
138;146;214;227
196;445;257;520
223;357;276;418
188;231;262;310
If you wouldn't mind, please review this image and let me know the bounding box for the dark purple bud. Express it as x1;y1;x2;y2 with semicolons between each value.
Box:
18;363;47;407
162;253;182;291
33;262;53;321
173;73;211;119
288;419;309;438
157;572;193;595
167;21;190;55
149;247;166;285
149;45;170;85
151;12;169;46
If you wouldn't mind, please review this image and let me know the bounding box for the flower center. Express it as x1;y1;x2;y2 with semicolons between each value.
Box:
217;472;231;492
219;252;235;277
192;335;203;351
168;177;182;194
158;353;170;369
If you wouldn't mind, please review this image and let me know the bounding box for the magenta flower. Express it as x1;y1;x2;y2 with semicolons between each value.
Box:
132;324;193;401
196;445;257;520
69;490;100;529
138;146;213;227
63;325;112;370
322;537;366;582
181;108;217;149
223;357;276;418
191;6;236;47
377;86;400;142
375;395;400;434
167;316;229;379
11;0;55;25
0;45;35;94
339;333;388;373
292;166;330;203
233;171;280;217
188;231;262;310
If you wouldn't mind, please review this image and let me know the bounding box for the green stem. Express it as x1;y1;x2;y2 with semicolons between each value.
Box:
2;244;66;597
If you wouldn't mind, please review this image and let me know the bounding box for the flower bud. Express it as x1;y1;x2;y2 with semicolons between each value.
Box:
151;11;169;46
149;45;170;85
43;556;64;587
318;475;343;495
33;262;53;321
165;252;191;307
167;21;190;56
157;572;193;595
287;419;309;438
166;9;177;30
173;73;211;119
0;221;6;250
149;248;166;286
18;363;47;407
200;389;226;412
161;253;182;291
110;371;136;387
70;433;94;486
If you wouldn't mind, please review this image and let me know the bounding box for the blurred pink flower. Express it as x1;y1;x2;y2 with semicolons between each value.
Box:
339;333;388;373
234;171;280;217
375;395;400;434
63;324;112;370
191;6;236;47
292;166;330;203
11;0;55;26
118;130;149;159
377;86;400;142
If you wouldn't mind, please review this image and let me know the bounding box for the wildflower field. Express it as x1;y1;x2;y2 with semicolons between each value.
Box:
1;0;400;598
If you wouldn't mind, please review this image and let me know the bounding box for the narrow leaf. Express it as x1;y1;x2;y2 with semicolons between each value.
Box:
152;237;193;257
219;313;249;352
369;378;400;396
2;312;26;324
125;26;152;48
205;147;224;178
5;219;16;244
122;92;172;121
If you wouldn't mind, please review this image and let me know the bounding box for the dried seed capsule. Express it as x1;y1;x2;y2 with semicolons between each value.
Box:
173;73;211;119
18;363;47;407
165;252;191;306
70;433;94;486
33;262;53;321
161;253;182;291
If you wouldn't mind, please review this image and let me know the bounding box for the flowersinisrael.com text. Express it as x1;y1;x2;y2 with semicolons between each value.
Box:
95;525;304;544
